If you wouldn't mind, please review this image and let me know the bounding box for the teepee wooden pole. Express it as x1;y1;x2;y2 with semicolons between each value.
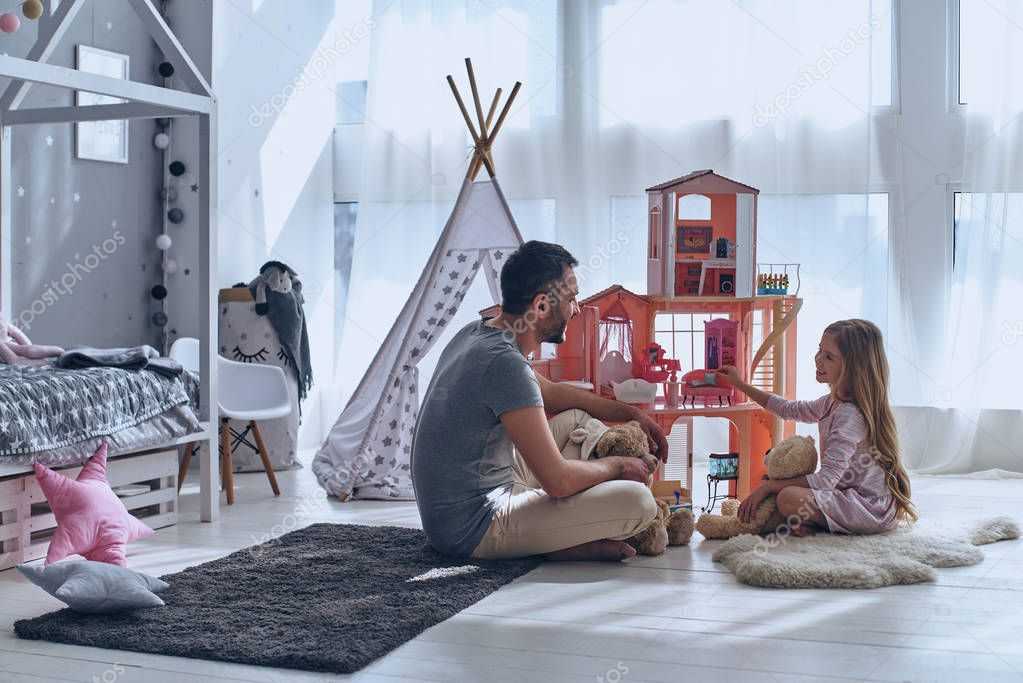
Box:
447;74;480;144
465;58;488;138
489;81;521;143
485;88;502;131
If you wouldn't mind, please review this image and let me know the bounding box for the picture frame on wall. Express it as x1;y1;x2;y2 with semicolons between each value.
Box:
75;45;130;164
677;226;712;254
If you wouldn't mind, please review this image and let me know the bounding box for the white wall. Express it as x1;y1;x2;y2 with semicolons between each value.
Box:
210;1;338;447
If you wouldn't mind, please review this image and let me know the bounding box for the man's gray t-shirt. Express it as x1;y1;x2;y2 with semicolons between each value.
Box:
411;319;544;556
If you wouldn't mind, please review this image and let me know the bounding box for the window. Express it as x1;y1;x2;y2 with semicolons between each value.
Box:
677;194;711;221
957;0;1023;111
333;202;358;360
654;312;719;374
948;192;1023;408
649;207;661;259
598;0;894;129
757;193;889;402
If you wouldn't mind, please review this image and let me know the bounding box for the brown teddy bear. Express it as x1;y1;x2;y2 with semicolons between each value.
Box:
570;419;695;555
695;434;818;540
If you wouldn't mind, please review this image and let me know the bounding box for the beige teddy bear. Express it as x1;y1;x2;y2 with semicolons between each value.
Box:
571;419;695;555
695;434;818;540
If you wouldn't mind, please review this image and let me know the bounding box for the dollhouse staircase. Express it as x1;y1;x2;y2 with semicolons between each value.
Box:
748;298;802;394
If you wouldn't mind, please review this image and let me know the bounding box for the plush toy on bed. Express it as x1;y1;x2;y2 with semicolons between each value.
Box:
695;434;818;540
0;316;63;366
570;419;695;555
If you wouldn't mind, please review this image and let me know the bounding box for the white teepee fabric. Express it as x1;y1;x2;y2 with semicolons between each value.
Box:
313;177;524;500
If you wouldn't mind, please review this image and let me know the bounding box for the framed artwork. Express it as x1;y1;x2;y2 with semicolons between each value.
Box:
75;45;130;164
677;226;712;254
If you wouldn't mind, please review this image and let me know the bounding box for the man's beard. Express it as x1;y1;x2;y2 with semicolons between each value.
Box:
540;313;568;344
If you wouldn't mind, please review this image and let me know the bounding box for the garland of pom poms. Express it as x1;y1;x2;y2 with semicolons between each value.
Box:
0;0;43;33
148;2;191;337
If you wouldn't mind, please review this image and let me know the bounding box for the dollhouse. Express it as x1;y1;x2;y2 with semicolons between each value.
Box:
550;171;803;502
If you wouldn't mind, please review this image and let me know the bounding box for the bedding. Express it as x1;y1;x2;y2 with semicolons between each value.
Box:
0;365;201;465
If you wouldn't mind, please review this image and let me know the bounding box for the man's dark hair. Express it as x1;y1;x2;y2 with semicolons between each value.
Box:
499;241;579;315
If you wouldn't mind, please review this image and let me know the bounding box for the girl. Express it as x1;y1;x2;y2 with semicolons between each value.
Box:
719;319;917;536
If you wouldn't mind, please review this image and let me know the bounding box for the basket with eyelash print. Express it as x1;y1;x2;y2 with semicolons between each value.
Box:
197;289;302;473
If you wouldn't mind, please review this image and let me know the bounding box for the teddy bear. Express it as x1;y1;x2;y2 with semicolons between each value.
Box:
695;434;818;540
569;418;695;555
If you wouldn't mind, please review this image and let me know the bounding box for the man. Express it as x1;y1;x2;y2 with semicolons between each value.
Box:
411;241;669;560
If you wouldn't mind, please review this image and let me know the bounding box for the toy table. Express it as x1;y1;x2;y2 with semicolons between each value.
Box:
697;258;737;295
639;402;765;499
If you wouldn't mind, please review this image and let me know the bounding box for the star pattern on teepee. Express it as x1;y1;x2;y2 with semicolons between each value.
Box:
33;442;154;567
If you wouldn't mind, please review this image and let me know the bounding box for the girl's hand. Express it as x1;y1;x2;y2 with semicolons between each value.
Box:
717;365;741;387
737;482;771;523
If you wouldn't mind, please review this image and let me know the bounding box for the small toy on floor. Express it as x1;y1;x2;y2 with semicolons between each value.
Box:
570;418;694;555
695;435;818;540
0;316;63;366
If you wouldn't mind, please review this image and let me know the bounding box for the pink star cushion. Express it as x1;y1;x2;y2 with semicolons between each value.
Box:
33;442;154;566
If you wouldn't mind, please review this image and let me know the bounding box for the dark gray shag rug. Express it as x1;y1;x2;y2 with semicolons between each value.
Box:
14;523;541;674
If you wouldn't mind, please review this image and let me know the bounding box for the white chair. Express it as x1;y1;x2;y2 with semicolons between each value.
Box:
171;337;288;504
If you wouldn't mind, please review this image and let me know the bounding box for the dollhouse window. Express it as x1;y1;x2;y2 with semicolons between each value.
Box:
648;207;661;259
678;194;711;221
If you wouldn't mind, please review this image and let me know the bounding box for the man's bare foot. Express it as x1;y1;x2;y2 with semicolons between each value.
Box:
544;540;637;561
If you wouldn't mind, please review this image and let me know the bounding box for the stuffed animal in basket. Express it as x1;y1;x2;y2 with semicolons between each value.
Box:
695;434;818;540
570;419;694;555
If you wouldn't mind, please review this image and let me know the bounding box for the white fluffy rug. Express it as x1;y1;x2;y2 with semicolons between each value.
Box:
712;516;1020;589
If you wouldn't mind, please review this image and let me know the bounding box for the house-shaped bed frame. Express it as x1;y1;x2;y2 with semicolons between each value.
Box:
0;0;220;522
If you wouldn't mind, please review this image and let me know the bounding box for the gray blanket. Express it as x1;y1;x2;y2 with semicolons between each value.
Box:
0;365;193;460
56;345;182;378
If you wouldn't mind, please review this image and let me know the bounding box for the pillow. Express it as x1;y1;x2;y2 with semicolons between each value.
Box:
17;560;169;614
704;372;718;386
33;441;154;566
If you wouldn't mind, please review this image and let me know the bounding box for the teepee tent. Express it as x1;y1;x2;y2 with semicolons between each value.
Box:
314;60;524;500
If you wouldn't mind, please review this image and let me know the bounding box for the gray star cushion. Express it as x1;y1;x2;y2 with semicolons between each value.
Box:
18;561;169;614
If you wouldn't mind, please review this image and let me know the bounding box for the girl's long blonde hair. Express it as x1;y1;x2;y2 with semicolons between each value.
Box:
825;319;918;524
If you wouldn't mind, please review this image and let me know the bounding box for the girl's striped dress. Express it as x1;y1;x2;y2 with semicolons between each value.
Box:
766;395;899;534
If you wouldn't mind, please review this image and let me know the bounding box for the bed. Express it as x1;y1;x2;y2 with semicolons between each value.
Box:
0;364;202;465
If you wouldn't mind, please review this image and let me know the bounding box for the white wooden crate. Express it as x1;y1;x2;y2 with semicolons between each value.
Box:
0;449;178;571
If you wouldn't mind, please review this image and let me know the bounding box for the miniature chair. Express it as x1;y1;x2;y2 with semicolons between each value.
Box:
704;452;739;513
171;337;286;504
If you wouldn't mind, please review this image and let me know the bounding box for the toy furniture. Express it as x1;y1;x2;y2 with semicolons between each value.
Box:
705;452;739;512
680;369;733;407
172;338;286;504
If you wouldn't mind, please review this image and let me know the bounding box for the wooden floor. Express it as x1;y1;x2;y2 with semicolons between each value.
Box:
2;453;1022;683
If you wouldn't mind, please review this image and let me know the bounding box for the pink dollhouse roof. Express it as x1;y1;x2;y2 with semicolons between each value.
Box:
579;284;649;307
645;169;759;194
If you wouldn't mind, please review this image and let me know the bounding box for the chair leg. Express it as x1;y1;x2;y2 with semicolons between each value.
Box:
249;420;281;496
177;441;196;492
220;418;235;505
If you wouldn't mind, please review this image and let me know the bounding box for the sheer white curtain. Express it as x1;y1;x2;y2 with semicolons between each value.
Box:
895;0;1023;476
342;0;893;406
899;192;1023;476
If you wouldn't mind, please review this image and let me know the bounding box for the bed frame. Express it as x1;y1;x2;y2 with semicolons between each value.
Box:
0;0;220;523
0;447;180;571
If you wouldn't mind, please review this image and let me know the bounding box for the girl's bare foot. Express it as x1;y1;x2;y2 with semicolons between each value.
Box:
545;540;637;561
